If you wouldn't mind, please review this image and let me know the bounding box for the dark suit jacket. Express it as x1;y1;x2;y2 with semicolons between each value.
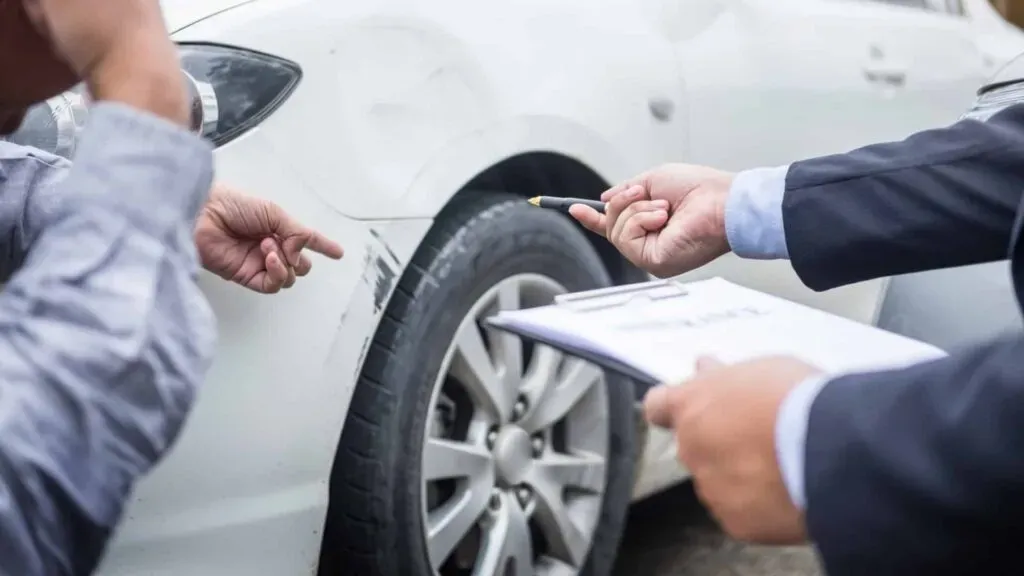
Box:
783;103;1024;575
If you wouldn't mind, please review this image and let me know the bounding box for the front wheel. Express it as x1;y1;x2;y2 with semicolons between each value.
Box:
321;192;637;576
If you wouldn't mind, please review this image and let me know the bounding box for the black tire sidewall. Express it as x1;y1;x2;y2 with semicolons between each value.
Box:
331;193;636;576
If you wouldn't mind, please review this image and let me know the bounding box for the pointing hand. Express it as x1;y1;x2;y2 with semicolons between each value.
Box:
196;184;345;294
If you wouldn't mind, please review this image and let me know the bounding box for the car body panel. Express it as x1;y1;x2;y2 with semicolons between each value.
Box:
160;0;259;32
172;0;687;221
962;0;1024;73
96;0;1014;572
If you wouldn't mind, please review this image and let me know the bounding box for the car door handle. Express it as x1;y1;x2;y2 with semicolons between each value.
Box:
863;65;907;88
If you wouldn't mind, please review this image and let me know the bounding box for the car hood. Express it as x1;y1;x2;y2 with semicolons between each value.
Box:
161;0;257;33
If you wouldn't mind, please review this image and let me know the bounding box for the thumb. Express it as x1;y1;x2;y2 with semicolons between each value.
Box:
643;384;679;429
569;204;607;237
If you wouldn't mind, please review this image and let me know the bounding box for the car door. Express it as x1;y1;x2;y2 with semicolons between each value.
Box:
647;0;989;320
647;0;919;326
864;0;990;136
656;0;901;170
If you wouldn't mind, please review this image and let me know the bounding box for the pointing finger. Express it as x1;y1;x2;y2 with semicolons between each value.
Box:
303;231;344;260
267;203;345;262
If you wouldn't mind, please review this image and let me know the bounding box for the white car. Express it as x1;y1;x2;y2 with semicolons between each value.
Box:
6;0;1021;574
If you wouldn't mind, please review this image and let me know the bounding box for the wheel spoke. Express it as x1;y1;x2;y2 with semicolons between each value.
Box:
517;345;564;414
524;452;605;566
474;493;533;576
520;360;603;434
423;438;493;482
489;280;525;387
427;481;493;569
450;320;514;423
533;451;606;495
535;556;580;576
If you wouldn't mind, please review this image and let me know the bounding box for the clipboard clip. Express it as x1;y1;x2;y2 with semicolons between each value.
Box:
553;279;688;312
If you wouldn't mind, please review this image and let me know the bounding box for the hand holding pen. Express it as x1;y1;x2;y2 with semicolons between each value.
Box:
553;164;735;279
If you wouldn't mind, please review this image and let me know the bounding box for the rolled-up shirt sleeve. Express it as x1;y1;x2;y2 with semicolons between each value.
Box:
0;103;216;575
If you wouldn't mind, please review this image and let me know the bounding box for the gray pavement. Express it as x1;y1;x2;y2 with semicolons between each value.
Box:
612;483;823;576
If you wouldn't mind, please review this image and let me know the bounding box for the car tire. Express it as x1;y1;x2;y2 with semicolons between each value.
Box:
319;191;637;576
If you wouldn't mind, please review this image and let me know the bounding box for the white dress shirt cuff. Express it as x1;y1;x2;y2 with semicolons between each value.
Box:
774;374;832;511
724;164;791;259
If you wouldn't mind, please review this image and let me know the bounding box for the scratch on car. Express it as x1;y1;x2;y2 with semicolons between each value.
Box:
368;228;401;265
372;256;397;313
354;335;371;381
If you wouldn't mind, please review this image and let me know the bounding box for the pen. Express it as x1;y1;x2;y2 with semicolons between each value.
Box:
527;196;606;214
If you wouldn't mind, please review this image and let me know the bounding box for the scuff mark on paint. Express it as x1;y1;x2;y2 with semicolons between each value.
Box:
368;227;401;265
372;255;397;313
353;335;371;381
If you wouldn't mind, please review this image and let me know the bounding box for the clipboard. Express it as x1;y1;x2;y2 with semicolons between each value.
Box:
485;277;947;403
486;279;688;400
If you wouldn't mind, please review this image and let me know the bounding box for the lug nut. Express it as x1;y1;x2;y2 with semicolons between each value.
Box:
486;428;499;449
512;396;528;420
531;435;545;456
515;485;532;507
489;489;502;511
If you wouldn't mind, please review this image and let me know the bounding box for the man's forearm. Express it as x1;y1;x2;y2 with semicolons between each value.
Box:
0;103;215;574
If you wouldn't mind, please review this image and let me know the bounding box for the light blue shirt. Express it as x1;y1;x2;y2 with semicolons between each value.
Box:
723;164;831;511
0;104;216;574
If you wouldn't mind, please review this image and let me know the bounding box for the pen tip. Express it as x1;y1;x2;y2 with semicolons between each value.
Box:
527;196;541;207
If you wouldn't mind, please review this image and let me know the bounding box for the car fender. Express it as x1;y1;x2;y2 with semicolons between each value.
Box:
175;0;687;221
400;115;634;216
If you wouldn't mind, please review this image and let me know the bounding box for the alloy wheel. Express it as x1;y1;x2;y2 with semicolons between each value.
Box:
422;274;610;576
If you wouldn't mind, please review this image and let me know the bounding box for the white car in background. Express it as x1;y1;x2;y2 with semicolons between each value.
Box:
6;0;1021;574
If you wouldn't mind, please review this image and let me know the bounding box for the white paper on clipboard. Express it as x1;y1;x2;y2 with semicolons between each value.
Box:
486;277;946;395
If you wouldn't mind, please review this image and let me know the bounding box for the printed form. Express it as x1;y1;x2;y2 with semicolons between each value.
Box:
488;277;946;394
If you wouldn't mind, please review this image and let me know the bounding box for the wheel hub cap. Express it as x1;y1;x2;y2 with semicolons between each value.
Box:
493;426;533;486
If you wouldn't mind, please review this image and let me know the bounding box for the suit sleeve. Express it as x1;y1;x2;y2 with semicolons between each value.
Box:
804;336;1024;575
784;104;1024;291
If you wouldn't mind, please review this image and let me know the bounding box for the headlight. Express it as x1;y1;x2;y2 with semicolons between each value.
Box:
1;43;301;158
961;81;1024;123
